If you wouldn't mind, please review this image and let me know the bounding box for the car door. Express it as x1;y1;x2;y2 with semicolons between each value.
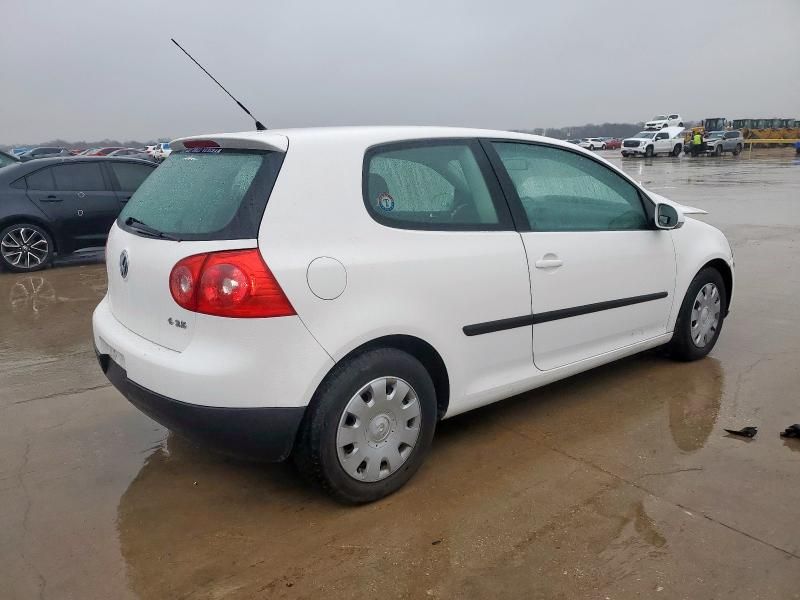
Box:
49;162;121;248
484;140;676;371
654;131;670;153
106;160;157;206
24;166;81;242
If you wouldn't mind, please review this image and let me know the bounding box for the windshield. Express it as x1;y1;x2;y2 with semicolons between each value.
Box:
118;149;284;240
652;115;667;121
0;152;18;168
633;131;656;139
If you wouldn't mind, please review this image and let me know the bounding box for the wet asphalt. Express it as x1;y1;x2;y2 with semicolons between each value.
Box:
1;149;799;599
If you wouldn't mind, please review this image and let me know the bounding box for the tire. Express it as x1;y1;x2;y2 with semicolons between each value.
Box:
679;122;684;127
672;144;682;157
667;267;727;361
645;145;654;158
293;348;438;503
733;144;742;156
714;144;723;156
621;151;628;157
0;223;54;273
601;144;607;150
588;145;594;151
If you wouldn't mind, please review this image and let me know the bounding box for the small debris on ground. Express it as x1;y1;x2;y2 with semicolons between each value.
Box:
779;424;800;438
431;539;442;545
724;426;758;438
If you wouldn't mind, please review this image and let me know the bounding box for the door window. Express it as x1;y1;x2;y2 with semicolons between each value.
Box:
51;163;107;191
364;141;506;229
655;132;669;140
491;142;649;232
109;162;155;191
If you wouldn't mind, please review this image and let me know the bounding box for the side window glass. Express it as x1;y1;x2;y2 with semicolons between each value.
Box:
109;162;154;191
492;142;648;232
365;142;500;228
26;168;55;190
51;163;107;191
656;132;668;140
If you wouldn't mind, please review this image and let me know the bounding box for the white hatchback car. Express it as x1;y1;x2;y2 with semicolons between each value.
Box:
93;127;734;503
578;137;606;150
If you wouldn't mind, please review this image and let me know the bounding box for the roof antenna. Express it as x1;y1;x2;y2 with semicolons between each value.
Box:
171;38;266;131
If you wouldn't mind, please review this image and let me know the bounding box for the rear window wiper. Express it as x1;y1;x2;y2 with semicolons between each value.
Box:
124;217;181;241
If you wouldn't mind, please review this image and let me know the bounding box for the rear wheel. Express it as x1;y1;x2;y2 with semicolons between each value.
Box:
293;348;437;503
667;268;726;361
672;144;682;156
0;223;53;273
733;144;742;156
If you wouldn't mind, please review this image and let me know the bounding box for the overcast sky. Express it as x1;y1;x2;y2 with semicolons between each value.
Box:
2;0;799;143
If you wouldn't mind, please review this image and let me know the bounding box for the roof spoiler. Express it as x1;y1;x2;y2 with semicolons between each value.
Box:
170;133;288;153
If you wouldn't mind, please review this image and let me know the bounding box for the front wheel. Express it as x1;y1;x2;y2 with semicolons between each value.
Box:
667;268;727;361
0;223;54;272
293;348;437;503
715;144;723;156
645;145;654;157
601;144;607;150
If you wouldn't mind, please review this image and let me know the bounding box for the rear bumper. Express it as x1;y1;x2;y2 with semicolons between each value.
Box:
97;348;304;461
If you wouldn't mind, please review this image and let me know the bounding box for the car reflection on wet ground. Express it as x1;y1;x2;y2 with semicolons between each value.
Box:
1;150;799;599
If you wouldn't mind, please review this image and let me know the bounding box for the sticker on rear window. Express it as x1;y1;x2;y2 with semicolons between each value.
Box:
185;147;222;153
376;192;395;211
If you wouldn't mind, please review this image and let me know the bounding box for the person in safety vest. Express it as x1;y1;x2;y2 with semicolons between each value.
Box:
691;131;704;157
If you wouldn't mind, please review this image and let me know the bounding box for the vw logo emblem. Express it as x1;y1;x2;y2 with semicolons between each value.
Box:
119;250;129;280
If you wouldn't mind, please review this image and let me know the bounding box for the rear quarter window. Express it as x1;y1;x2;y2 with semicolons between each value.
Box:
118;149;284;240
363;140;511;230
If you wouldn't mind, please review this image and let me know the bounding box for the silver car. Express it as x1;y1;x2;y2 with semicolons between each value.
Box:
704;131;744;156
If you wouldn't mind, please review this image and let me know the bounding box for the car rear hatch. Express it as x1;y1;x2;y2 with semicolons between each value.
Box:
105;132;288;352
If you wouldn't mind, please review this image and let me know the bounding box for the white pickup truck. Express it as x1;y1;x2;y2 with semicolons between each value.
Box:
621;127;685;157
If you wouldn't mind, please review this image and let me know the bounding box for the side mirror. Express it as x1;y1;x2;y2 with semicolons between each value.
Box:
655;203;683;230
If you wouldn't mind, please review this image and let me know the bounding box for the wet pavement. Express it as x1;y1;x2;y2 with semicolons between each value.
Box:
2;149;799;599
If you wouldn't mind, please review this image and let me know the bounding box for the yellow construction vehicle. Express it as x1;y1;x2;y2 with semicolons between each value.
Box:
684;117;727;145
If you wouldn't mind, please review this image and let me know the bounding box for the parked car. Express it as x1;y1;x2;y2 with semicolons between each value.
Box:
0;149;21;169
93;127;734;503
108;148;156;162
702;131;744;156
622;127;684;157
152;142;172;160
10;148;31;156
645;114;683;130
565;139;582;145
0;156;156;271
18;147;71;162
604;138;622;150
578;137;607;150
87;147;125;156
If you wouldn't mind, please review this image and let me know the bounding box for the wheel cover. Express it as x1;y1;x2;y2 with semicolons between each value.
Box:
336;377;422;482
1;227;48;269
690;283;721;348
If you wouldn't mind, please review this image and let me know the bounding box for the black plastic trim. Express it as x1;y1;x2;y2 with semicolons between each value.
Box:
463;291;668;336
96;348;304;461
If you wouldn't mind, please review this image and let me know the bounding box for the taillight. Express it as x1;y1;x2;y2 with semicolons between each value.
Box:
169;249;295;318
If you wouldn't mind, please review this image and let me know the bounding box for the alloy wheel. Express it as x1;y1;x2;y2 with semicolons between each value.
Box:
336;376;422;482
690;283;721;348
1;227;49;270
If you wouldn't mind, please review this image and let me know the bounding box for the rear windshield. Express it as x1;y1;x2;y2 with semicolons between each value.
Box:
118;149;284;240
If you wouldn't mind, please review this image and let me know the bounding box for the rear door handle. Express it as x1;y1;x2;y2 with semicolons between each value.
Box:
535;257;563;269
42;195;62;202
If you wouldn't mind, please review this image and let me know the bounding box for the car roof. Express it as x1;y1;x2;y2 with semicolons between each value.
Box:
0;155;156;184
173;125;588;155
